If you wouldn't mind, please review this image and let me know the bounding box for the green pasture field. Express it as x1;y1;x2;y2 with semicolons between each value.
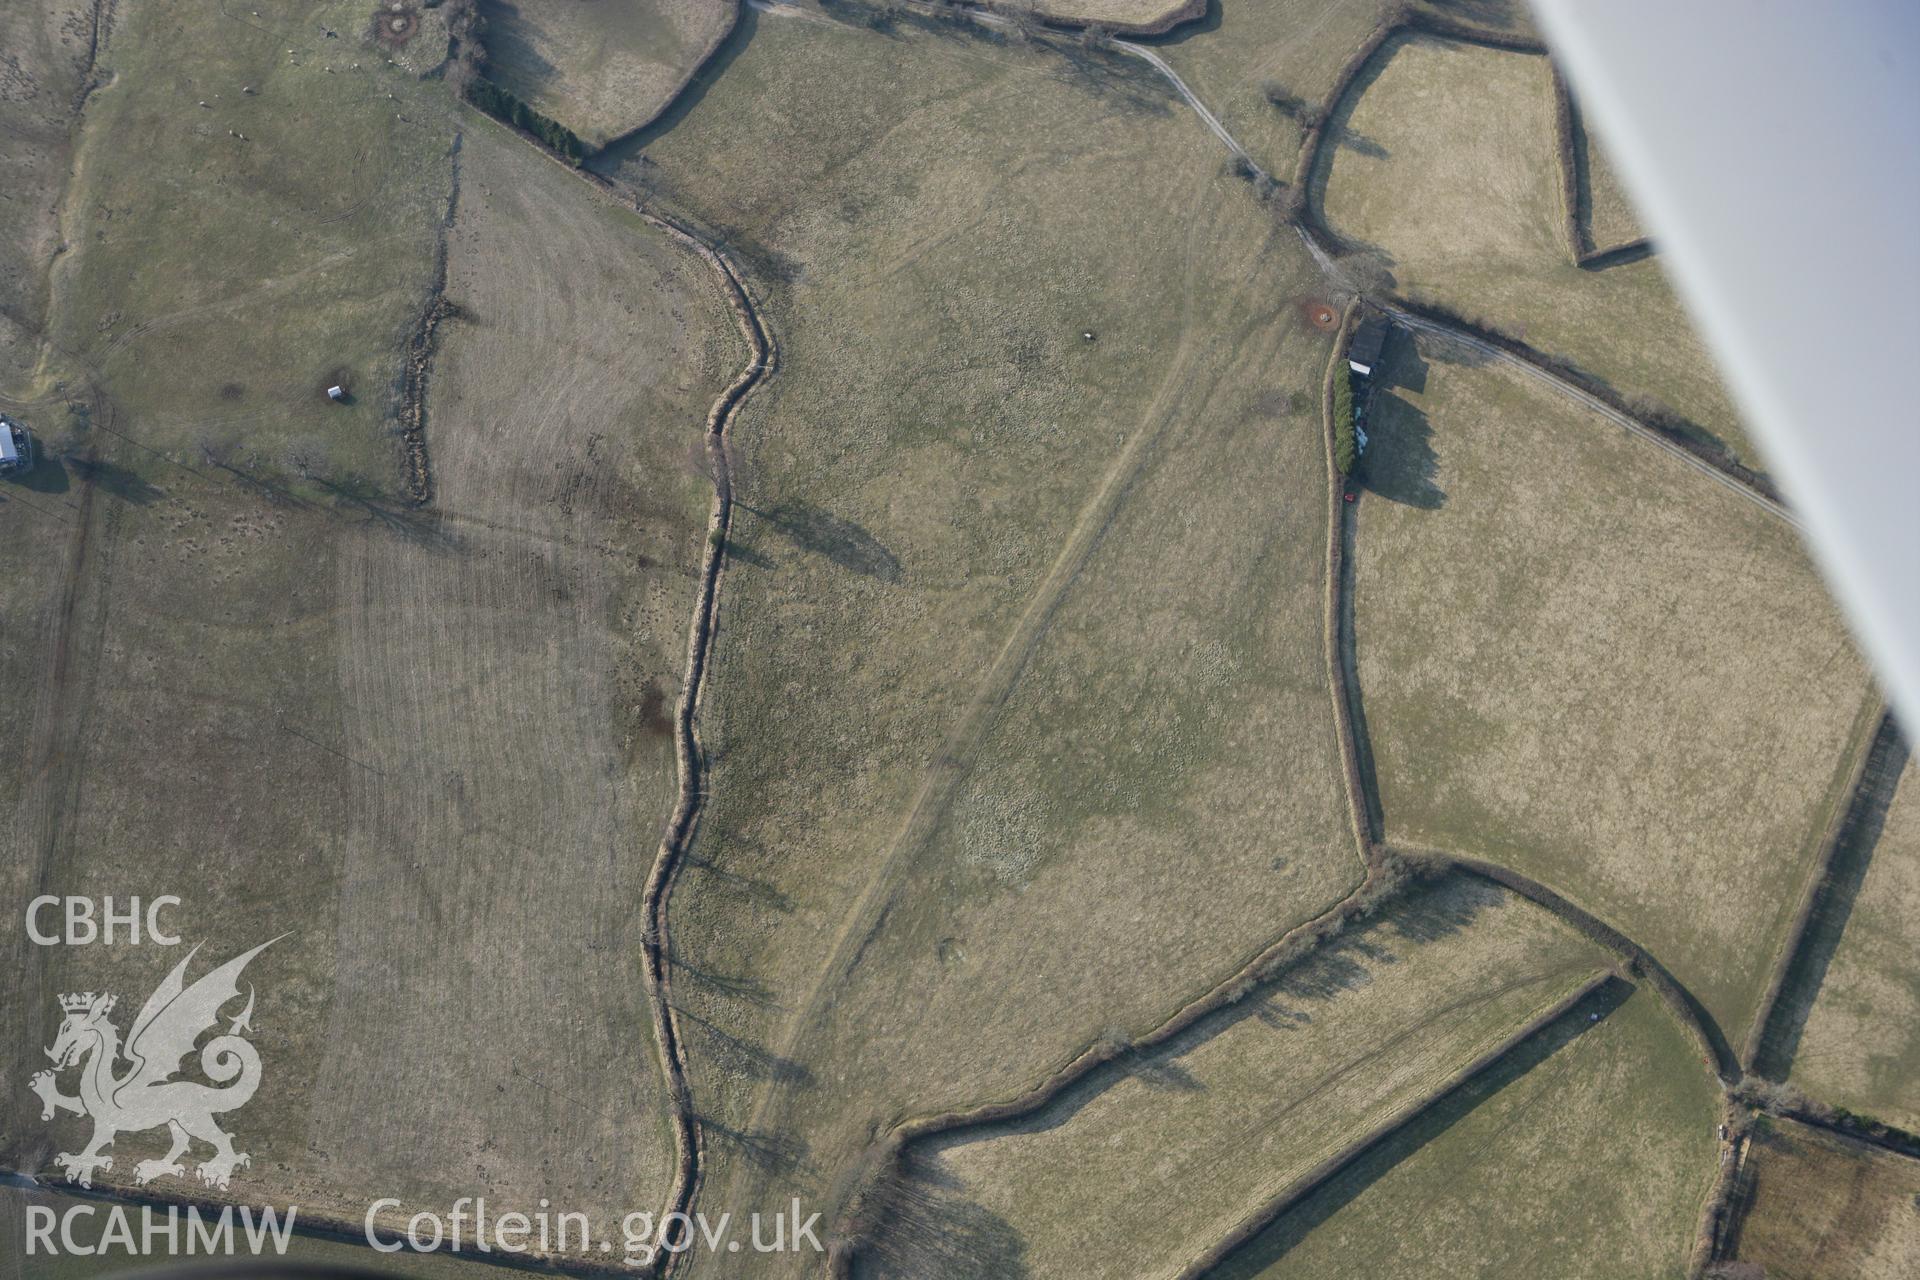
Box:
1786;754;1920;1132
44;0;457;493
1153;0;1401;182
3;1;1881;1277
1211;987;1718;1279
870;876;1602;1279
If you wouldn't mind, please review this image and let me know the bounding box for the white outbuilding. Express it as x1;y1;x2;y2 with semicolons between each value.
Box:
0;417;32;474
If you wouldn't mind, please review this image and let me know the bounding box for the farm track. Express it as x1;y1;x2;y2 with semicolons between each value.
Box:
750;0;1256;174
829;24;1760;1251
724;18;1355;1174
818;306;1384;1276
1114;38;1260;173
82;231;422;374
15;4;433;502
30;60;768;1269
1278;11;1783;512
1150;279;1751;1278
827;284;1741;1275
1124;0;1789;521
1144;5;1791;1091
1394;845;1739;1083
14;469;103;1045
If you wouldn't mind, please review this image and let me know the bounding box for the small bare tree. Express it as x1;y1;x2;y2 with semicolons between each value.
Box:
283;434;334;482
1079;23;1115;52
441;0;487;98
194;432;233;469
995;0;1042;42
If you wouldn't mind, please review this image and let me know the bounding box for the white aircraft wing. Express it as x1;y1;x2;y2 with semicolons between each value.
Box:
1532;0;1920;731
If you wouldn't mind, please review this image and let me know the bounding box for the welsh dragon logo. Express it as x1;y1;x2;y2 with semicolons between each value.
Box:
29;938;279;1190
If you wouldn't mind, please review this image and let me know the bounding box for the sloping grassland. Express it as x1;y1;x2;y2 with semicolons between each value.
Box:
3;0;735;1246
478;0;739;148
600;7;1369;1270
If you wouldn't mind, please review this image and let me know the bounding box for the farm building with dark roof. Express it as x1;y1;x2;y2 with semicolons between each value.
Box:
1347;317;1390;377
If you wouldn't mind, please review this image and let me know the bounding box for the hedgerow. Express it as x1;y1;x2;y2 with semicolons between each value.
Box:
1332;367;1357;475
466;79;587;166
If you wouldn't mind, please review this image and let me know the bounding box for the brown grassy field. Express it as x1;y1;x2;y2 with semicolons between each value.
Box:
1141;1;1538;195
5;3;1839;1276
592;6;1380;1271
1787;754;1920;1131
859;876;1602;1279
1724;1118;1920;1279
1211;987;1719;1279
41;0;458;489
0;1;100;389
2;1;736;1247
479;0;738;147
6;0;456;1195
1350;328;1873;1048
1318;32;1759;469
294;119;731;1234
0;1186;511;1280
